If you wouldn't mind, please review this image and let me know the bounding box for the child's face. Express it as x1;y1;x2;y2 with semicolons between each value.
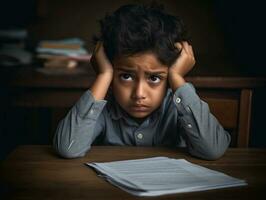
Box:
112;52;168;119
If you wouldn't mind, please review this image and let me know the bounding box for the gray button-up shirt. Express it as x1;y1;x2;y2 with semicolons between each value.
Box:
53;83;231;160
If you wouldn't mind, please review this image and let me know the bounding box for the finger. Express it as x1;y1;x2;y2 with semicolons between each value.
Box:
181;41;190;55
183;42;195;59
94;42;106;61
174;42;182;51
188;45;194;58
174;42;182;49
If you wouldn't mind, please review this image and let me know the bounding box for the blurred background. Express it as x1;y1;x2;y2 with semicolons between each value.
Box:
0;0;265;160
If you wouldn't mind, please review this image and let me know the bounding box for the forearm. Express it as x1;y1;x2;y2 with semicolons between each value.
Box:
168;73;186;91
174;83;231;160
90;72;113;100
90;42;113;100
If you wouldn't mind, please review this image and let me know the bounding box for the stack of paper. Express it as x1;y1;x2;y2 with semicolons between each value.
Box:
36;38;91;70
86;157;247;197
0;29;32;66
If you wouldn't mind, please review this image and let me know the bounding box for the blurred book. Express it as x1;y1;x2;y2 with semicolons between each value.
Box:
37;38;87;56
37;54;92;62
44;59;77;69
0;29;27;40
36;38;91;70
0;29;32;66
39;41;82;50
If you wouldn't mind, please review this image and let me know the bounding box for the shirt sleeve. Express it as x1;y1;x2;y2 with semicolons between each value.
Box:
53;89;107;158
173;83;231;160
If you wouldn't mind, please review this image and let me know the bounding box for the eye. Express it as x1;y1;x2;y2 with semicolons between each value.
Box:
148;75;161;83
120;73;133;81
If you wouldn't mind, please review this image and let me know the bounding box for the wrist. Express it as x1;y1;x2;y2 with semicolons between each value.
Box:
98;70;113;78
168;73;186;91
96;72;113;88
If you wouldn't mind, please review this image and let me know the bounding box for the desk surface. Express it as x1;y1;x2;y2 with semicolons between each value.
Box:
1;145;266;200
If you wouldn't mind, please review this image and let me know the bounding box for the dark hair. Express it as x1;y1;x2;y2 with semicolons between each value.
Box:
94;3;189;66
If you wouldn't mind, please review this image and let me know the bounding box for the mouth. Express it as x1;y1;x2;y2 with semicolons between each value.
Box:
130;105;150;112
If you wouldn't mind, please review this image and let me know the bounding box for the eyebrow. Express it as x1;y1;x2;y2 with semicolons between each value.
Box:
116;67;167;75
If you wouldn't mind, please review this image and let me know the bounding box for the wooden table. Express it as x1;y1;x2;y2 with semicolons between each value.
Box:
1;146;266;200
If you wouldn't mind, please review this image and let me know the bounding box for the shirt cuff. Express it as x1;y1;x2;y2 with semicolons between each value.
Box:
76;89;107;120
173;82;200;116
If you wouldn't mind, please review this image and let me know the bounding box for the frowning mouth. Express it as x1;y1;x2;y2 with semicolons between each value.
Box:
130;105;150;112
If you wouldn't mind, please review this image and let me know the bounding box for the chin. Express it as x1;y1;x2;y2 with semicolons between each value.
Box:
128;112;150;119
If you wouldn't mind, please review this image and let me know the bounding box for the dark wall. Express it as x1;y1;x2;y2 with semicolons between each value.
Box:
214;0;266;76
2;0;265;75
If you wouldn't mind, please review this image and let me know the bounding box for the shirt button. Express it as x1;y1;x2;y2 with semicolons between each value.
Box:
137;133;143;140
176;97;181;104
187;124;192;128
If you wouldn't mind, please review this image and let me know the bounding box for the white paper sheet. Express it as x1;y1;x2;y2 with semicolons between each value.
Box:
86;157;247;197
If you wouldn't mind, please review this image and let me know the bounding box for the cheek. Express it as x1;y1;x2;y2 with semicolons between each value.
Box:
150;84;167;104
112;80;131;101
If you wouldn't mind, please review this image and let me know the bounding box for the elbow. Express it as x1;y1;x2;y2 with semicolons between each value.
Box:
192;128;231;161
208;131;231;160
200;149;226;161
53;141;89;159
189;148;226;161
189;141;230;161
56;148;86;159
53;126;90;159
205;131;231;160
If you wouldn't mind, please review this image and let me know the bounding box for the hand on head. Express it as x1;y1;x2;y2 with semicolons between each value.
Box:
167;41;196;90
169;41;196;77
90;42;113;75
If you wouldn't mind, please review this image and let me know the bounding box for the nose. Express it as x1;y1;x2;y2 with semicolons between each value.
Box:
132;80;146;100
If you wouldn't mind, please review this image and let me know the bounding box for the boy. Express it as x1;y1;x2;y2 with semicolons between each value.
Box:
53;3;231;160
